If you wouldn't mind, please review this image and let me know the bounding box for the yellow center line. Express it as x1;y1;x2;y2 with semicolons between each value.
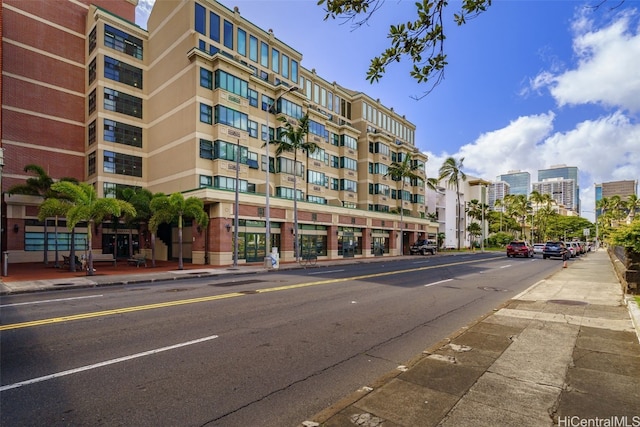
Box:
1;258;487;331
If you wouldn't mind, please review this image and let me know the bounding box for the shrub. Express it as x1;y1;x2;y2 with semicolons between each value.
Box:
609;218;640;253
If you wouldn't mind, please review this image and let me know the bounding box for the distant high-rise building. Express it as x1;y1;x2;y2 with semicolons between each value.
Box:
489;181;510;210
538;165;580;213
595;180;638;217
533;178;577;211
497;170;530;196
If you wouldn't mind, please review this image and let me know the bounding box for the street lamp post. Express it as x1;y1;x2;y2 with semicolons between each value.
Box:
233;139;240;269
265;86;298;266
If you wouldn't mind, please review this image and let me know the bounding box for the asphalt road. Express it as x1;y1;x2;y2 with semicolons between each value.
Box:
1;252;563;426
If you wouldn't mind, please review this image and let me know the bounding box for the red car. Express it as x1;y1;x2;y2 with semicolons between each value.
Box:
506;241;534;258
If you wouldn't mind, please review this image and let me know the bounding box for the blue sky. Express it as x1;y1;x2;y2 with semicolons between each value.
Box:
136;0;640;222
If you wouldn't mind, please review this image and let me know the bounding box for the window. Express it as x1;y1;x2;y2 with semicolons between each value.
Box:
200;68;213;89
104;150;142;177
104;182;139;198
307;195;326;205
260;42;268;67
209;11;220;42
330;178;339;190
340;157;357;171
340;179;357;192
309;120;326;138
341;134;357;149
223;20;233;49
104;57;142;88
215;70;248;98
276;187;303;200
277;157;302;176
89;26;97;54
271;48;279;73
247;120;258;138
104;88;142;118
88;151;96;175
200;139;213;159
282;54;289;79
330;155;339;168
88;58;96;84
88;120;96;145
248;89;258;107
195;3;206;35
215;175;248;192
25;231;87;252
104;24;143;60
278;98;302;119
214;140;248;163
200;103;212;124
237;28;246;56
104;119;142;147
308;148;325;162
88;89;96;115
261;124;274;142
291;60;298;84
307;170;326;186
214;105;248;131
369;142;390;156
249;35;258;62
200;175;213;188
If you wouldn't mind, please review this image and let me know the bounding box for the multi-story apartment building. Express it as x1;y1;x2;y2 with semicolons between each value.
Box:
497;170;529;196
595;180;638;218
2;0;436;265
489;181;509;211
538;164;579;213
532;178;576;212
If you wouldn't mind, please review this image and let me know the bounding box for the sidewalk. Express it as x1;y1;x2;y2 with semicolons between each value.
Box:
301;249;640;427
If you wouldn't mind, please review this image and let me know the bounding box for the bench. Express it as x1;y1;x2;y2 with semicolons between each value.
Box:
88;253;117;266
127;255;147;267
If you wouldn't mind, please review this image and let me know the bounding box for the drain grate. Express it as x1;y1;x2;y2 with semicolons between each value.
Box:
548;299;588;306
54;283;75;286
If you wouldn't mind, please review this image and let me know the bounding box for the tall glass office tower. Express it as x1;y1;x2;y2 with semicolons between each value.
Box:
497;170;530;196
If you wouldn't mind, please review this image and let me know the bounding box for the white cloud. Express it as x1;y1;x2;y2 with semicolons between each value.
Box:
135;0;155;29
536;11;640;112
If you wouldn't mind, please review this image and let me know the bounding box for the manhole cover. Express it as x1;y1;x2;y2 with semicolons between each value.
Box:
548;299;588;306
239;290;259;295
211;279;264;287
478;286;508;292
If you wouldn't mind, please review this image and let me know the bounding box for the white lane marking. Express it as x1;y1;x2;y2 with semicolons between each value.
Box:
412;260;430;264
500;265;512;269
308;269;344;275
1;295;104;308
424;279;453;288
0;335;219;392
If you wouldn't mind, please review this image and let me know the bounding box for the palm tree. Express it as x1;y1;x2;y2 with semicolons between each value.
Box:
386;152;420;255
8;164;79;266
50;182;136;276
117;187;153;258
438;157;466;250
504;194;530;239
624;194;640;221
270;113;315;261
149;192;209;270
37;198;71;269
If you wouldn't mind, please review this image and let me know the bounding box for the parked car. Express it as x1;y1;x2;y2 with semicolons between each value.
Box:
543;241;568;259
533;243;546;255
565;242;581;258
506;241;534;258
409;239;437;255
